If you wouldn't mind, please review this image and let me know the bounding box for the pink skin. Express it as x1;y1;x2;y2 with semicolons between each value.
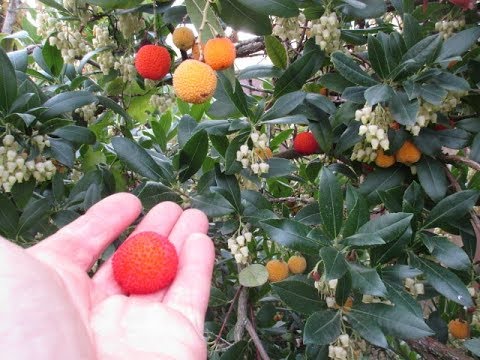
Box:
0;193;214;360
448;0;475;10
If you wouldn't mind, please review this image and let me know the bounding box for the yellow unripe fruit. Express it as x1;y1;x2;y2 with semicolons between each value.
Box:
375;149;396;168
266;259;289;282
173;60;217;104
287;255;307;274
395;140;421;165
172;27;195;51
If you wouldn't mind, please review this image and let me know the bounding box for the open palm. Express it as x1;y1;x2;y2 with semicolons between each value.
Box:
0;193;214;360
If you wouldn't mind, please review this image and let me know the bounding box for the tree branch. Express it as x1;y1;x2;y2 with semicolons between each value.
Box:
246;319;271;360
214;285;243;346
442;154;480;172
1;0;20;34
406;338;473;360
233;284;248;341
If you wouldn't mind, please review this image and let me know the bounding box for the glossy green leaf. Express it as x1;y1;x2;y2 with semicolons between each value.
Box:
42;39;63;77
0;193;19;238
349;263;387;296
343;233;385;247
389;91;419;126
261;91;306;121
423;190;479;229
416;157;448;202
409;254;473;307
239;264;269;287
191;192;235;217
11;179;36;209
260;218;326;255
51;125;96;145
340;0;386;18
320;246;348;280
217;0;272;35
215;167;242;212
41;91;97;119
0;46;17;112
295;203;321;226
185;0;224;42
17;198;51;236
464;338;480;356
422;235;470;271
368;36;390;78
402;181;424;214
371;226;412;265
237;0;298;17
178;130;209;182
364;84;394;106
48;138;75;168
436;27;480;63
358;212;412;243
346;311;388;348
218;73;251;117
343;188;369;238
318;167;343;239
237;65;283;80
331;51;378;87
359;167;407;204
219;340;249;360
265;35;288;69
136;181;182;211
272;280;325;315
303;310;342;345
335;272;352;306
384;280;423;318
319;73;354;93
402;13;421;48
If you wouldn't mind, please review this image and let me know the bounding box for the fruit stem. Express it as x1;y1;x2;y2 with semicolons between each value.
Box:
197;0;212;60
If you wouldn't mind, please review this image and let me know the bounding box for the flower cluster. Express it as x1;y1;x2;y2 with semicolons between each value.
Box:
435;18;465;39
227;230;253;264
150;92;176;114
75;103;97;123
236;132;271;176
404;277;425;296
0;134;56;192
114;55;137;82
406;91;467;135
92;25;116;75
310;12;342;54
351;105;391;163
328;334;350;360
272;13;307;42
118;13;146;40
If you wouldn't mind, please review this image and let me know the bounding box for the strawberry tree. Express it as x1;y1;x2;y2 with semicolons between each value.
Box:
1;0;480;358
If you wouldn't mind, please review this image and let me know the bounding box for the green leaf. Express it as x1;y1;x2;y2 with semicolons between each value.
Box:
416;157;448;202
97;96;133;124
218;73;251;117
331;51;378;87
470;133;480;163
318;167;343;239
239;264;269;287
264;158;296;178
349;303;433;339
48;138;75;168
346;311;388;348
319;73;354;94
422;235;470;271
237;0;298;17
402;14;421;48
401;34;442;69
0;193;19;238
348;263;387;296
340;0;386;18
136;181;182;211
41;91;97;119
209;287;229;307
368;36;390;79
402;181;424;214
379;186;404;213
358;212;413;244
436;27;480;63
178;130;209;182
359;167;407;204
364;84;394;106
335;273;352;306
17;198;50;236
343;188;369;238
261;91;306;121
219;340;249;360
320;246;348;280
217;0;272;35
215;167;242;212
112;137;169;183
422;190;479;229
51;125;96;145
343;233;385;246
265;35;288;69
0;46;17;113
11;179;36;209
309;119;333;153
191;192;235;217
409;254;473;307
274;44;324;97
224;131;249;175
42;39;64;77
414;128;470;156
237;64;283;80
185;0;224;42
8;49;28;72
272;280;325;315
371;225;412;265
295;203;321;226
305;93;337;115
260;218;327;255
303;311;342;345
389;91;419;126
384;280;423;318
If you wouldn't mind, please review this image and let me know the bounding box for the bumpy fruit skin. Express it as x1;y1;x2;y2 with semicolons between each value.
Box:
448;319;470;339
266;259;289;282
203;37;236;70
172;27;195;51
293;132;320;155
134;45;171;81
173;60;217;104
255;147;273;160
112;231;178;295
395;140;421;165
375;149;396;168
287;255;307;274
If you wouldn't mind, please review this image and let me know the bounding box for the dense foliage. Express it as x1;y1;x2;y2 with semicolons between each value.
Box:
1;0;480;358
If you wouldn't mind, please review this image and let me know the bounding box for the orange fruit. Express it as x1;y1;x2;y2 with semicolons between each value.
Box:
134;44;171;80
448;319;470;339
395;140;421;165
203;37;236;70
266;259;289;282
375;149;396;168
172;59;217;104
287;255;307;274
254;147;273;160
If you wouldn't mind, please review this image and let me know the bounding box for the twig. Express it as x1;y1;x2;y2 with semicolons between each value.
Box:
406;337;472;360
266;196;314;204
233;286;248;341
240;83;273;94
442;154;480;172
245;319;271;360
214;285;243;346
197;0;211;60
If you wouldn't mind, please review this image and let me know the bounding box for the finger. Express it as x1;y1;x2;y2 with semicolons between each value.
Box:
29;193;142;271
163;233;215;332
91;201;184;303
131;208;209;301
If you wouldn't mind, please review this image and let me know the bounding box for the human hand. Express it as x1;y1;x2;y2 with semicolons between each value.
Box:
0;193;214;360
